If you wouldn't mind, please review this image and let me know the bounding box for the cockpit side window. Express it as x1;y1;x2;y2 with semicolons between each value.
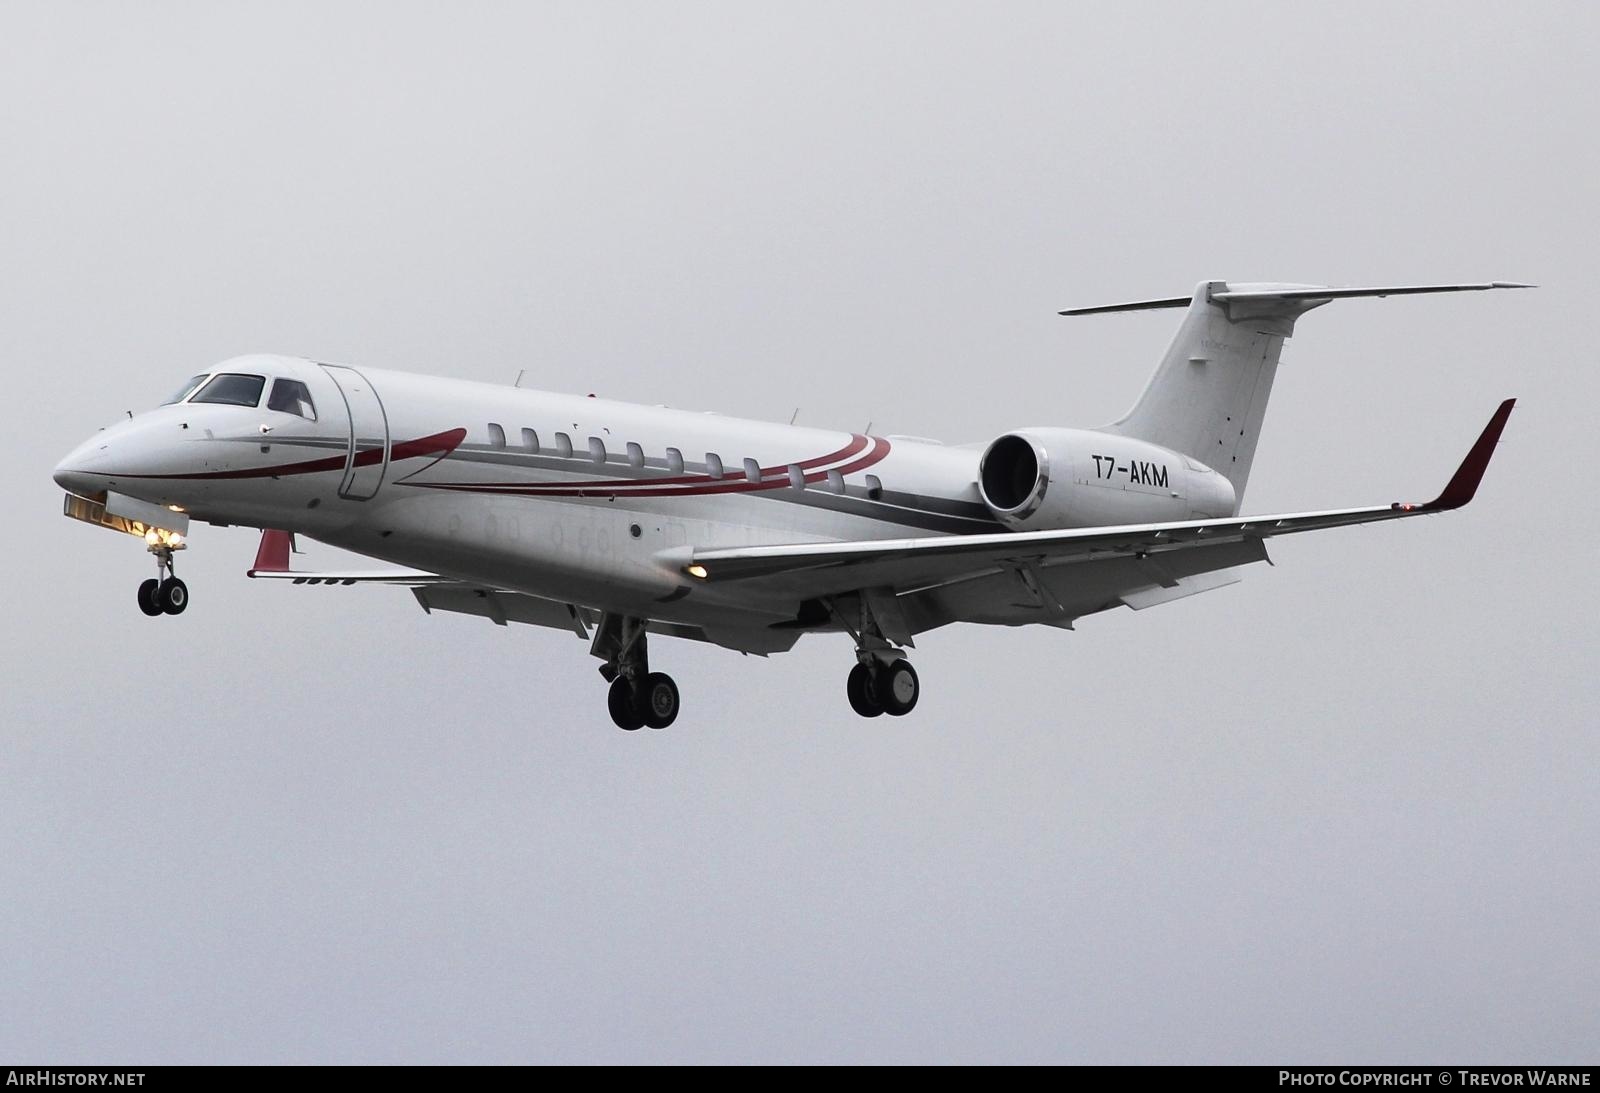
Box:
163;374;210;405
191;373;266;408
267;378;317;420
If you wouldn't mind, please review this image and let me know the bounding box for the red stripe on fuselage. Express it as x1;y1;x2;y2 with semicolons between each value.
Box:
425;433;871;492
413;435;892;499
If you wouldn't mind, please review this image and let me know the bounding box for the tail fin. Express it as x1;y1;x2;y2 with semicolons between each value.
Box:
1063;280;1530;509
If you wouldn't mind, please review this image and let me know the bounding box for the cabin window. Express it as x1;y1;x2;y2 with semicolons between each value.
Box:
554;432;573;458
826;469;844;494
666;447;684;475
488;423;507;448
267;378;317;419
705;453;724;479
191;373;266;408
588;437;607;464
865;474;883;500
743;458;762;484
521;428;539;452
788;465;806;490
163;374;210;405
626;442;645;469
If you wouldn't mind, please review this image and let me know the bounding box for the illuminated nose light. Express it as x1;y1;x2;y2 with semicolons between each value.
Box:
686;564;709;580
142;526;186;549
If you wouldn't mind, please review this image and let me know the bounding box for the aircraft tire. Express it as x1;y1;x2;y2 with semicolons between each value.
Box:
640;672;680;729
846;663;884;718
880;659;919;716
158;577;188;616
137;579;163;617
608;677;645;731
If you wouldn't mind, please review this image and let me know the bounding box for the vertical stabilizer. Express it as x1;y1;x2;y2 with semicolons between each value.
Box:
1099;281;1324;507
1062;279;1530;510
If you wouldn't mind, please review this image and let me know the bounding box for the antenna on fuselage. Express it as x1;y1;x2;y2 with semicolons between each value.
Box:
513;369;528;388
790;408;800;425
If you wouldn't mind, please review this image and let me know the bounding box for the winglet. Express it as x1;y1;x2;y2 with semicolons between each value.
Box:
249;529;294;575
1422;399;1516;511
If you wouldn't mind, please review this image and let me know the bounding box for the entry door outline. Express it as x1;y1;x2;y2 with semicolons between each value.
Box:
319;364;390;500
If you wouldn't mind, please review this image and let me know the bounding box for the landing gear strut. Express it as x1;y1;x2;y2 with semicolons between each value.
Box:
593;614;680;730
138;543;188;617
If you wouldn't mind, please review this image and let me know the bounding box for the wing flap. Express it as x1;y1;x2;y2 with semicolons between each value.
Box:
1120;568;1244;611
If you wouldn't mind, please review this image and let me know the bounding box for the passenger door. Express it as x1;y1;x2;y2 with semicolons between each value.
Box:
319;364;390;500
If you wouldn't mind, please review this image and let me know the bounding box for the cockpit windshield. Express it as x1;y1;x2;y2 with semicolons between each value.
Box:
163;374;210;405
190;373;266;408
267;378;316;419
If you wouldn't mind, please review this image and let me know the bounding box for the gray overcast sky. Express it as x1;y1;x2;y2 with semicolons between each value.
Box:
3;1;1595;1064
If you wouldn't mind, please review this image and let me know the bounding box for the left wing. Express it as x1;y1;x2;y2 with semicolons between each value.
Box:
243;530;797;654
245;530;448;585
682;399;1515;598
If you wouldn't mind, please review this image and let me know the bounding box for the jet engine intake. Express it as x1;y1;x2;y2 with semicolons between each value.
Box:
978;428;1235;530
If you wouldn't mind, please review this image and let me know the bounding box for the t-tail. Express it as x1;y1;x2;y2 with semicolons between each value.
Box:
1061;280;1531;511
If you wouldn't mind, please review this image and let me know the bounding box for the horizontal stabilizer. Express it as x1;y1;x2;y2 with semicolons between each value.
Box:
1060;281;1532;316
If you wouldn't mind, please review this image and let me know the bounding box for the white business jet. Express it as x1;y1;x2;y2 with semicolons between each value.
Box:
55;280;1524;729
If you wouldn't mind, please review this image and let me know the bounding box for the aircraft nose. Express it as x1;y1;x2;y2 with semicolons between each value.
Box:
53;435;111;496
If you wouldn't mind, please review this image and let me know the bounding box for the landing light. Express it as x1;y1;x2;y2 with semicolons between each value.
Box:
687;564;708;580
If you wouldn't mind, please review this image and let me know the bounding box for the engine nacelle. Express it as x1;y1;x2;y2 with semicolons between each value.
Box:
977;427;1236;530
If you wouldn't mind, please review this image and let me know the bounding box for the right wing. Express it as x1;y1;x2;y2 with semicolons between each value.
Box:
682;399;1516;600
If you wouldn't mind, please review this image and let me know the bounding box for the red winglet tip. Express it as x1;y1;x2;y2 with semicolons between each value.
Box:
1428;398;1516;511
250;529;293;574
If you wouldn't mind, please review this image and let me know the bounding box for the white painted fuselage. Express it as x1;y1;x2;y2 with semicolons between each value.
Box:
54;354;1237;647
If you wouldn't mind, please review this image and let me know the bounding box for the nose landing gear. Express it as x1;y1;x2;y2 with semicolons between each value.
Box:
138;542;188;617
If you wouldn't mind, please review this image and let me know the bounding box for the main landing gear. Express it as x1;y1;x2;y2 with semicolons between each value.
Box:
846;654;920;718
136;543;188;617
830;590;920;719
593;613;680;731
